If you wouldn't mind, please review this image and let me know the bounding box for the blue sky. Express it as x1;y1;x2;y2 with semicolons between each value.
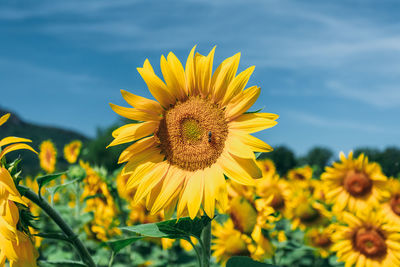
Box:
1;0;400;155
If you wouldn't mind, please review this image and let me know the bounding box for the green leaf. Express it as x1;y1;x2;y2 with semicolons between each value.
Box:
36;172;66;198
244;107;264;114
226;256;278;267
121;216;212;239
105;236;143;253
38;260;87;267
47;177;80;195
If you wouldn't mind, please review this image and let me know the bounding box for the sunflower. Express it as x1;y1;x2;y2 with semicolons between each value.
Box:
212;219;253;265
305;227;333;258
64;140;82;164
256;158;276;178
322;151;388;212
381;178;400;225
286;189;331;231
39;140;57;173
108;46;278;219
255;174;291;213
287;165;313;181
80;161;121;241
331;210;400;267
0;113;38;266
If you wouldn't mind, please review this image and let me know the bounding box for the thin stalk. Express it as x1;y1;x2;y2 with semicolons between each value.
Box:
201;221;211;267
75;181;81;219
108;251;115;267
22;186;96;267
188;238;202;267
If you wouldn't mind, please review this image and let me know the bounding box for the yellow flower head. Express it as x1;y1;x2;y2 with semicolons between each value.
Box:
0;231;38;267
322;151;388;212
256;158;276;178
286;190;331;231
212;219;253;265
255;174;291;213
0;113;37;164
80;161;121;241
108;46;278;219
287;165;313;181
39;140;57;173
381;178;400;225
331;210;400;267
63;140;82;164
305;227;333;258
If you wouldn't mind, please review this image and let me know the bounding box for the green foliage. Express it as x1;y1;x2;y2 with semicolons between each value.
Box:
36;172;66;198
227;256;277;267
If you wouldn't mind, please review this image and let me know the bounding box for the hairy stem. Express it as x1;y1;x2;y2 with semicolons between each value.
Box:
22;186;96;267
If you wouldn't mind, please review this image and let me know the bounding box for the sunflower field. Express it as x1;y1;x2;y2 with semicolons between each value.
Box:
1;48;400;267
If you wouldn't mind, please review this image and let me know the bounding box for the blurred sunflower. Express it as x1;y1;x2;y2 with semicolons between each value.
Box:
305;227;333;258
0;231;38;267
255;174;291;213
332;211;400;267
322;151;388;212
287;190;331;231
63;140;82;164
382;178;400;225
39;140;57;173
109;46;278;219
212;219;253;265
287;165;313;181
256;158;276;178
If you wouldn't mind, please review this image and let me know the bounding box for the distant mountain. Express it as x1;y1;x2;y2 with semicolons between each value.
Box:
0;107;90;175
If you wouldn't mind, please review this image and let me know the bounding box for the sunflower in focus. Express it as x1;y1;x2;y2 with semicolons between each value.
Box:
381;178;400;225
64;140;82;164
322;151;388;212
108;46;278;219
39;140;57;173
332;210;400;267
0;113;38;266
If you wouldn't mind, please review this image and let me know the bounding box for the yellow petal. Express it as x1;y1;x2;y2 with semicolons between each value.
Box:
221;65;255;107
0;168;22;198
124;146;164;176
182;170;204;219
229;113;278;133
0;137;32;148
120;89;163;114
218;152;260;185
230;130;273;152
0;113;10;126
126;160;163;190
225;133;255;159
225;86;260;121
203;166;220;218
151;167;185;213
167;52;187;98
185;45;197;95
196;46;216;96
133;162;169;205
118;136;156;164
212;53;240;103
0;143;37;160
137;60;176;108
160;54;186;101
107;121;158;147
109;103;161;121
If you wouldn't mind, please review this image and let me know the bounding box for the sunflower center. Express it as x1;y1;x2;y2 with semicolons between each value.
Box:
390;194;400;216
155;97;228;171
312;234;332;247
296;202;320;223
270;193;285;210
294;173;305;180
354;228;387;258
343;170;372;197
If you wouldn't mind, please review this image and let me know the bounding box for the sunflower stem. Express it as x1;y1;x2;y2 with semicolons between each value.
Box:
201;221;211;267
22;186;96;267
188;238;202;267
